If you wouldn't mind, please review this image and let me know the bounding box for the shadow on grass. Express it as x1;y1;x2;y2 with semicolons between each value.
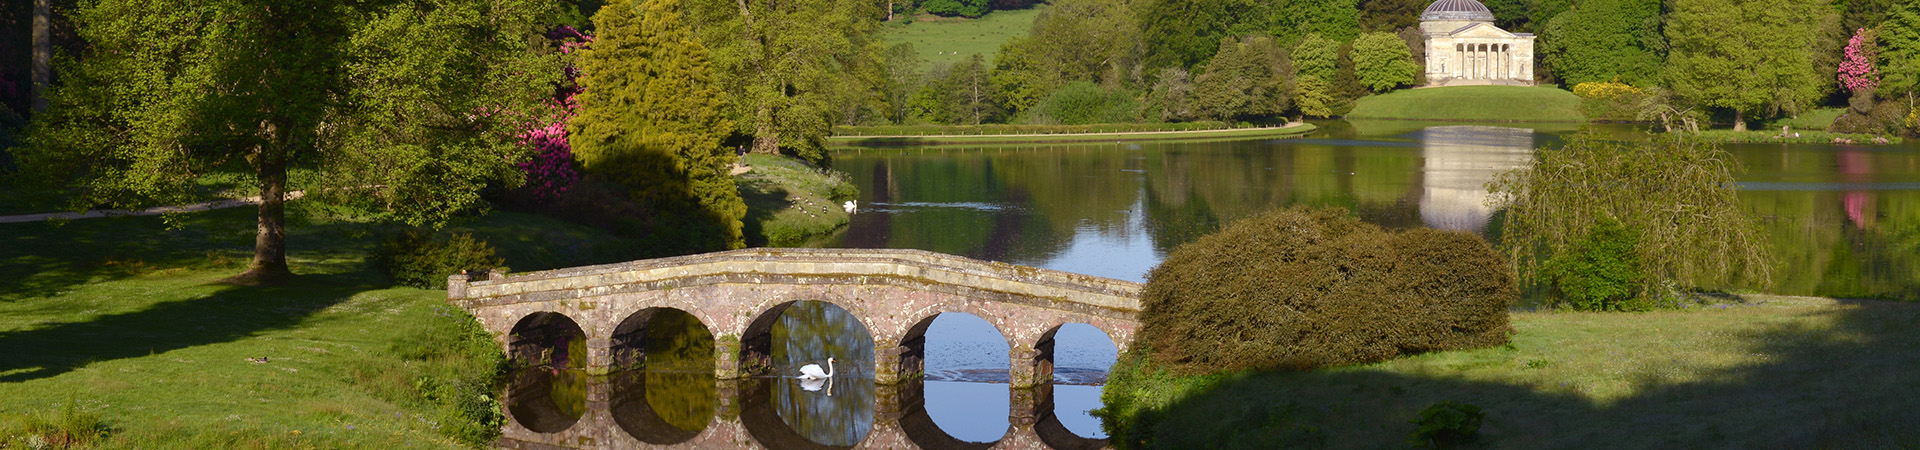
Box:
1109;300;1920;449
0;272;374;383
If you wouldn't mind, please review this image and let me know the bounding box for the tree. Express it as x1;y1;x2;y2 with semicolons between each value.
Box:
1489;135;1771;304
688;0;883;164
1147;67;1197;121
988;0;1140;115
30;0;48;113
1137;0;1256;73
1537;0;1665;87
1359;0;1423;32
1192;35;1292;121
1666;0;1833;131
1293;33;1340;82
921;0;988;18
571;0;746;250
1350;31;1419;92
913;55;1001;124
880;43;923;124
1881;0;1920;101
1294;75;1337;117
1266;0;1362;43
18;0;564;283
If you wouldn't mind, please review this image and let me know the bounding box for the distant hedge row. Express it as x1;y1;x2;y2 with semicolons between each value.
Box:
831;121;1240;137
1137;207;1516;374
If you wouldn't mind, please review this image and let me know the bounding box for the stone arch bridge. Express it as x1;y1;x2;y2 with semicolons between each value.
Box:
447;248;1143;388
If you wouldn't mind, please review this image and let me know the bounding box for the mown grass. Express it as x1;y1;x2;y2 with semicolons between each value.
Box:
735;154;859;246
882;7;1044;70
1768;107;1848;131
1101;295;1920;449
0;202;639;449
1347;86;1585;122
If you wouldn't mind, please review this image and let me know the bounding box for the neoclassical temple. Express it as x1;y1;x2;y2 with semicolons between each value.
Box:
1421;0;1535;86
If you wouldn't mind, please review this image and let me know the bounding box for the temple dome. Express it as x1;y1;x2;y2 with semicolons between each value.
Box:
1421;0;1496;22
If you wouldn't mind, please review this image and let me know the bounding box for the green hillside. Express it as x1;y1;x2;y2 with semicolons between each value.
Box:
1347;86;1585;122
883;8;1044;70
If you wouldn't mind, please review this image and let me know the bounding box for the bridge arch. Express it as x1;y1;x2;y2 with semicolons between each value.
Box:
609;307;714;370
452;248;1142;386
507;311;588;366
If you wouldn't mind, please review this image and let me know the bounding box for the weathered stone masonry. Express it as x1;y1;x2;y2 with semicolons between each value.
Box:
447;248;1143;389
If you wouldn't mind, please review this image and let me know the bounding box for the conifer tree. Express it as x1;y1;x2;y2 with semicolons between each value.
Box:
570;0;746;250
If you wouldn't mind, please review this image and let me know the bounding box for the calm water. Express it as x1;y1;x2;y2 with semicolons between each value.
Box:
501;121;1920;448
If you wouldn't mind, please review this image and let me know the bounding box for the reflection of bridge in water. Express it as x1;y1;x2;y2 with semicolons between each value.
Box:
496;371;1106;450
450;248;1141;449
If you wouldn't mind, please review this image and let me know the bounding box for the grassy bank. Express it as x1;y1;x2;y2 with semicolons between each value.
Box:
0;205;636;448
1347;86;1585;122
882;8;1043;70
1102;295;1920;449
1690;129;1904;145
735;154;858;246
828;123;1316;147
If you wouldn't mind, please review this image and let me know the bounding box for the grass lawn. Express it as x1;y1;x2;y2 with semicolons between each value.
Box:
882;8;1043;70
1690;129;1904;145
1102;295;1920;449
1769;107;1847;131
1347;86;1585;122
735;154;857;246
0;203;641;448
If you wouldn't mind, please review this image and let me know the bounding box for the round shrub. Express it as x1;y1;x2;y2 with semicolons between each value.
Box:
1136;207;1516;374
377;230;506;289
1542;216;1651;311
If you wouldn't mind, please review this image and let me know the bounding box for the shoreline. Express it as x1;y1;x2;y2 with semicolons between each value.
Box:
826;123;1318;147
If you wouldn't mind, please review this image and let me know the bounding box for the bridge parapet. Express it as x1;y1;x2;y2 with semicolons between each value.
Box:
450;248;1143;388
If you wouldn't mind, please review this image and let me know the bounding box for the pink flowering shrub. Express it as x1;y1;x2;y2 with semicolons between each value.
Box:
1839;28;1880;93
517;26;592;200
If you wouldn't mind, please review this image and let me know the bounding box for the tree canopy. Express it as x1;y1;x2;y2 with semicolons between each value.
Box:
1665;0;1833;129
1539;0;1665;87
571;0;745;251
17;0;565;282
1351;31;1420;93
687;0;882;164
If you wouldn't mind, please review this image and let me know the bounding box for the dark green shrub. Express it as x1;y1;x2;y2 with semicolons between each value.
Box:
1136;207;1516;374
1542;216;1652;311
1029;81;1141;125
1408;401;1485;448
377;230;506;289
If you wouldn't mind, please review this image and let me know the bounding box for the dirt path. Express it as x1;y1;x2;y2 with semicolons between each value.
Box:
0;191;306;224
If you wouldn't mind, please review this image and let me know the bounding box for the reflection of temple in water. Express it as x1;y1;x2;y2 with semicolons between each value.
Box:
1417;126;1537;231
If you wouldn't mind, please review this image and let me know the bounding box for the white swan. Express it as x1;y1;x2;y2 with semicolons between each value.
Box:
797;357;835;381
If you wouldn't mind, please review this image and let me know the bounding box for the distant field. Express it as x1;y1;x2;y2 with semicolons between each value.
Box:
1347;86;1585;122
882;7;1043;70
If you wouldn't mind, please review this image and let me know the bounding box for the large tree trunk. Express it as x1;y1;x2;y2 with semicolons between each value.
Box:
1732;110;1746;132
31;0;51;114
752;101;780;154
233;137;293;284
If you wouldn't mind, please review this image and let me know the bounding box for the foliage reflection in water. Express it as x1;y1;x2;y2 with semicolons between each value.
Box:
770;300;877;446
826;121;1920;300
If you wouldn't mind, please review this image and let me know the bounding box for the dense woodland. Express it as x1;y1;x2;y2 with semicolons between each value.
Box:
1;0;1918;274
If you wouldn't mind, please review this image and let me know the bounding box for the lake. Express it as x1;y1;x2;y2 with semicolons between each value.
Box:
499;121;1920;448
